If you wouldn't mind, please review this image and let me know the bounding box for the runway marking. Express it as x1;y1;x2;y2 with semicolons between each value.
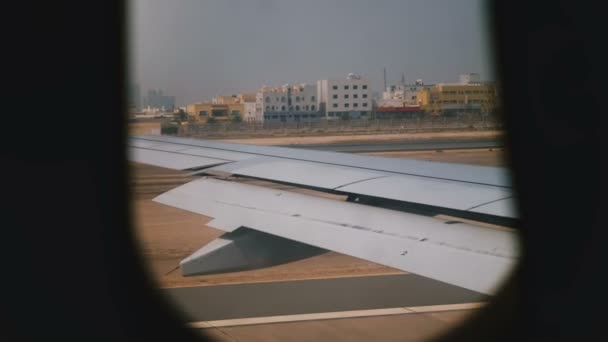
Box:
188;302;486;328
406;302;486;313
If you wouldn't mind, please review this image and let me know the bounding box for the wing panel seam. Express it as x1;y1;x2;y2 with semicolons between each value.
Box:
133;137;510;188
131;146;235;162
465;196;513;211
332;175;390;190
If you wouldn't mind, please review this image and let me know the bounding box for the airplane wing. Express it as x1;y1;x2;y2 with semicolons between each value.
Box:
129;135;519;295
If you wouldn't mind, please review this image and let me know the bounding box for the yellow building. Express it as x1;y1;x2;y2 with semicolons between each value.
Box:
186;102;245;122
417;83;499;116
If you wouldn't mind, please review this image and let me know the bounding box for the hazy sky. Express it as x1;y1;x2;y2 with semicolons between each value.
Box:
130;0;494;106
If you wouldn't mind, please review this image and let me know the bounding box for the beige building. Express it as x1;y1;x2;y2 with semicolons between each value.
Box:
238;93;256;103
187;92;257;123
186;102;244;122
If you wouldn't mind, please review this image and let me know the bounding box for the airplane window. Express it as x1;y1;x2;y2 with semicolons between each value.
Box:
128;0;519;340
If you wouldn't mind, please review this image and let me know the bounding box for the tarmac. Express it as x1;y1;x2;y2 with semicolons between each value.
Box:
163;274;486;322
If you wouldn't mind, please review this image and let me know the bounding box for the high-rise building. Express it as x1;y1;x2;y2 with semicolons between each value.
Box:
143;89;175;112
128;83;141;111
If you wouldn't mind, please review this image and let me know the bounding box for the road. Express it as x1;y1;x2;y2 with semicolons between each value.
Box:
281;139;502;153
162;274;486;322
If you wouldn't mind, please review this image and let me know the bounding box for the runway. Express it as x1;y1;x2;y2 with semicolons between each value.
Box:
281;139;502;153
162;273;486;322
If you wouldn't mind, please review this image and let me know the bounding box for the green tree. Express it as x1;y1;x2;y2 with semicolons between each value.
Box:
161;124;178;135
176;109;188;122
173;108;188;122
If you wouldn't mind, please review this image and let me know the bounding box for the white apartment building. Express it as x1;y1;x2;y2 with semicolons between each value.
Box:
317;73;372;119
257;83;319;123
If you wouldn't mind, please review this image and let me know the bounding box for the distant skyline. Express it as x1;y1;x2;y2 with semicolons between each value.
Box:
130;0;495;106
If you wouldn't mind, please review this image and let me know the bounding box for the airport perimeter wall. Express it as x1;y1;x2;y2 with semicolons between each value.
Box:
173;116;503;139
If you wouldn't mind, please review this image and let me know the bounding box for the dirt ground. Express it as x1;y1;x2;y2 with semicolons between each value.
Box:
129;121;161;135
128;120;502;145
130;144;506;288
369;148;508;167
222;130;503;145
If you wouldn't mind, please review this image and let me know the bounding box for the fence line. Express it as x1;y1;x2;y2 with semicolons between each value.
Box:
170;116;503;138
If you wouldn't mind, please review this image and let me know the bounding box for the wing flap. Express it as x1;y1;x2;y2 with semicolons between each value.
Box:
212;159;386;189
154;178;519;295
207;158;517;218
131;136;517;219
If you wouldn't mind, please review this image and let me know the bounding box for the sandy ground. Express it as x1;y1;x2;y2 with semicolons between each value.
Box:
128;120;502;144
129;121;161;135
221;130;503;145
369;148;507;167
131;145;505;288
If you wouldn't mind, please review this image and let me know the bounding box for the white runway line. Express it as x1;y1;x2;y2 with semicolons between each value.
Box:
188;302;486;328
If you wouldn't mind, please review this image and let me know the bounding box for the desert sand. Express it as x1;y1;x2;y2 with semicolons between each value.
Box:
222;130;503;146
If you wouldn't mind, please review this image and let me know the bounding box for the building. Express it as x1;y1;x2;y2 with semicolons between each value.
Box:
212;93;258;105
186;92;258;123
143;89;175;112
186;102;244;122
375;106;423;119
128;83;141;111
459;73;481;85
317;73;372;120
235;93;258;122
377;79;431;117
381;79;431;106
255;92;264;123
237;93;257;103
258;83;319;123
212;95;239;105
243;102;258;122
416;76;499;117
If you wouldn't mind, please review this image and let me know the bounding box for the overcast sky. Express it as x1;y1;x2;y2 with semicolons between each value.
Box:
130;0;494;106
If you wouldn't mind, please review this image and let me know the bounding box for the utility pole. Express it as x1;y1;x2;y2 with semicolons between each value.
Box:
383;67;387;91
